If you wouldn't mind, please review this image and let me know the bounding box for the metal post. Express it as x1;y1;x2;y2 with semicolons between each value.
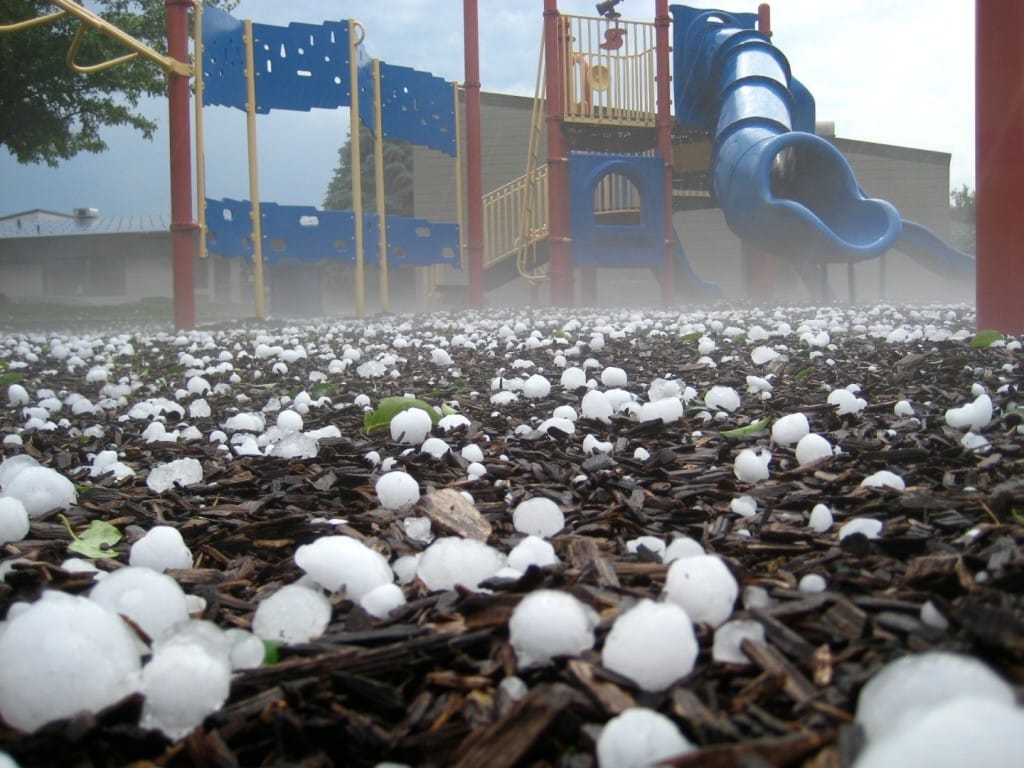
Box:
655;0;675;306
243;19;266;319
463;0;485;308
545;0;574;306
166;0;195;330
372;59;389;313
976;0;1024;332
349;21;366;318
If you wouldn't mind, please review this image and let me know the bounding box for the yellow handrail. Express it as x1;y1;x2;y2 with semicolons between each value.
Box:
0;0;191;76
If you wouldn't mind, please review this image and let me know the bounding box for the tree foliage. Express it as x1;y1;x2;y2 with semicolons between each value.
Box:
0;0;234;166
949;184;975;254
323;123;414;216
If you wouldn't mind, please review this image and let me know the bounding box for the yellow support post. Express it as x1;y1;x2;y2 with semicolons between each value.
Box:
454;82;466;270
349;21;366;318
372;58;389;313
243;19;266;319
194;1;208;261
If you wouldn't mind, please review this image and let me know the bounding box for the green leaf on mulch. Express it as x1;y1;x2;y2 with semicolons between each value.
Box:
60;515;123;559
971;330;1004;349
363;396;439;434
721;417;772;439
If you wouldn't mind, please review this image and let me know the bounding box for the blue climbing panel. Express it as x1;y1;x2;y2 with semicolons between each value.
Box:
568;153;668;268
376;63;456;155
252;21;351;112
205;198;461;269
201;6;247;110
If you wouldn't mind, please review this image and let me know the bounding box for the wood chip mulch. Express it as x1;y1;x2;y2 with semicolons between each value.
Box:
0;308;1021;767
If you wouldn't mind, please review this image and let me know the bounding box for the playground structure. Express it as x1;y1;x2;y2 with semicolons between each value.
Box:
0;2;1022;332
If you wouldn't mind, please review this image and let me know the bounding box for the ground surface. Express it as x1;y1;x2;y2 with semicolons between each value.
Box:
0;304;1021;767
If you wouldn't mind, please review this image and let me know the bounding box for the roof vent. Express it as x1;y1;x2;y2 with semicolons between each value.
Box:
73;207;99;219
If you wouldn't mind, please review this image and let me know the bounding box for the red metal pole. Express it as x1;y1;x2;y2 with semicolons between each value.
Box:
166;0;195;330
976;0;1024;333
655;0;675;305
463;0;485;309
545;0;574;306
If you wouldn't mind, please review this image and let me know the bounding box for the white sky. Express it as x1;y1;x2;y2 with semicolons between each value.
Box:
0;0;975;217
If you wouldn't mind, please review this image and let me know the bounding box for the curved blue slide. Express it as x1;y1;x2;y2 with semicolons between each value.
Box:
671;5;974;275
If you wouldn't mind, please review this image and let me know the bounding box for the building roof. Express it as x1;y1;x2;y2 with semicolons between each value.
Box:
0;214;171;240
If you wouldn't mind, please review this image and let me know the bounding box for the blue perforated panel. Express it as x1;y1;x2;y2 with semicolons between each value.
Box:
205;199;460;268
379;63;456;155
357;46;376;132
252;21;350;113
201;6;247;109
568;153;668;268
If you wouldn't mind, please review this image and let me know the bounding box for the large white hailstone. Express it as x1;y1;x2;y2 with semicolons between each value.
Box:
90;566;190;641
745;375;773;395
860;470;905;491
580;390;613;423
276;409;303;432
601;600;698;691
392;554;421;585
827;388;867;415
838;518;883;541
268;432;320;460
375;471;420;509
799;573;828;593
90;449;135;481
596;707;694;768
808;503;834;532
704;385;741;412
712;618;766;664
538;416;575;436
638;398;683;424
560;367;587;390
225;628;266;670
420;437;451;459
729;496;757;518
626;535;666;558
552;404;578;422
600;367;628;387
390;407;433;445
0;591;142;732
7;384;30;407
146;457;203;494
894;399;915;417
851;696;1024;768
771;412;810;446
189;398;212;419
507;535;560;571
662;536;705;564
582;434;614;454
403;516;433;543
359;582;407;620
509;590;596;669
512;497;565;538
416;537;505;591
185;375;211;396
750;345;780;365
522;374;552;399
0;455;40;490
0;497;30;543
129;525;193;572
854;651;1017;744
251;583;332;644
141;640;232;740
294;535;394;599
795;433;833;466
430;348;453;366
438;413;471;432
663;554;738;628
733;448;771;482
944;394;993;431
222;412;266;432
2;465;77;518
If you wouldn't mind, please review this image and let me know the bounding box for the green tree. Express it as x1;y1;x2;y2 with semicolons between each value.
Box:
0;0;235;166
949;184;975;254
323;123;414;216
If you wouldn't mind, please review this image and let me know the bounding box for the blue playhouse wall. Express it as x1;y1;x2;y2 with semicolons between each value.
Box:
200;6;458;269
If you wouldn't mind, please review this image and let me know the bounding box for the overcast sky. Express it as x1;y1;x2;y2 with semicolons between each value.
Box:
0;0;975;218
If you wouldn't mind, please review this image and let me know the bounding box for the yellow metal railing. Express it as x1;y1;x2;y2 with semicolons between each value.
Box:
482;165;549;268
557;13;656;127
